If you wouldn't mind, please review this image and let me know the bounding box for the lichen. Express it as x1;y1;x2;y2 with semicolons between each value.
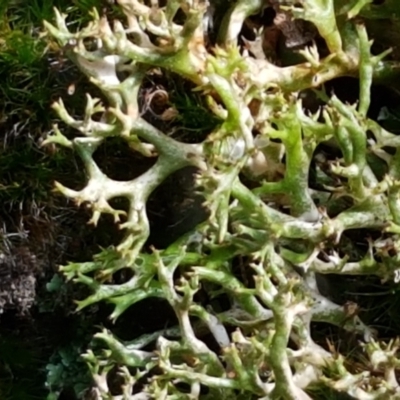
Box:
43;1;400;398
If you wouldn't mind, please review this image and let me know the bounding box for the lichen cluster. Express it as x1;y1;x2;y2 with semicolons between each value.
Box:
44;1;400;399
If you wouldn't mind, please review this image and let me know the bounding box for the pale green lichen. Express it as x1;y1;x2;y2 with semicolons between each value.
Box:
43;0;400;399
